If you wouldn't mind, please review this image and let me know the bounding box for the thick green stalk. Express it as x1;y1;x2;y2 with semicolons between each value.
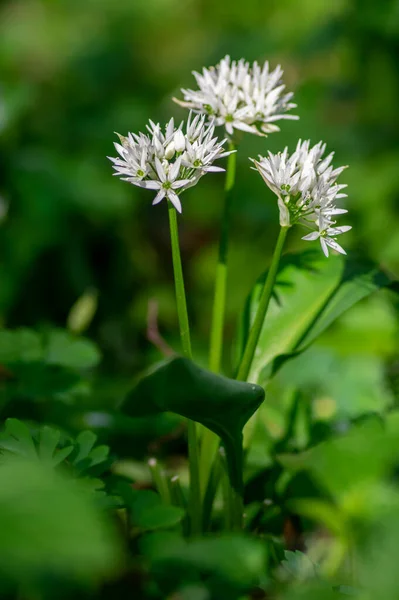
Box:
168;203;201;535
199;143;237;497
237;226;289;382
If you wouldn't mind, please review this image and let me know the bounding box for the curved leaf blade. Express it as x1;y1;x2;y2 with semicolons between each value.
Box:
238;250;395;384
122;357;265;490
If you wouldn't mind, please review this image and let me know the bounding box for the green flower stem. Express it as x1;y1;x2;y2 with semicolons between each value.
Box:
168;203;201;535
199;142;237;497
209;141;237;373
229;485;244;531
237;226;289;382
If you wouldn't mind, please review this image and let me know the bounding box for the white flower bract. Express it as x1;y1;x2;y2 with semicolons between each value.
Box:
174;55;298;137
252;140;351;257
108;114;232;213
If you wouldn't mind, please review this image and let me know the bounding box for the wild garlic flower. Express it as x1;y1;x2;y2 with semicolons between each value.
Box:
174;55;298;137
253;140;351;257
109;113;232;213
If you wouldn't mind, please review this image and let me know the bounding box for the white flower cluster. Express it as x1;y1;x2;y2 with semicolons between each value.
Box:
108;114;232;213
253;140;351;256
174;55;298;137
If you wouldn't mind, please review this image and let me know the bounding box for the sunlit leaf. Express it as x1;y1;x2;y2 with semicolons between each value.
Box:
238;251;394;384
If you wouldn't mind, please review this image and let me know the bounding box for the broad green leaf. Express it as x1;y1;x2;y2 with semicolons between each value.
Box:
131;490;184;530
123;357;265;491
45;329;101;369
0;328;42;363
238;250;394;384
278;417;399;498
118;486;185;531
296;255;392;349
0;456;121;586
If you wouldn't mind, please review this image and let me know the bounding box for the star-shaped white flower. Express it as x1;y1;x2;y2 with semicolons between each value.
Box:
302;225;352;257
174;55;298;138
252;139;351;256
108;114;233;213
135;157;193;213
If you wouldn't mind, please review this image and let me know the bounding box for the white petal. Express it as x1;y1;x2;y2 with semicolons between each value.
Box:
225;122;234;136
152;189;166;205
168;190;182;213
154;157;166;182
172;178;195;189
324;208;348;215
302;231;320;241
169;156;182;181
325;238;347;255
320;237;329;257
327;225;352;235
203;166;225;172
134;180;162;190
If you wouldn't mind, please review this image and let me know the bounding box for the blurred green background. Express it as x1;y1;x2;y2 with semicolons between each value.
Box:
1;0;399;435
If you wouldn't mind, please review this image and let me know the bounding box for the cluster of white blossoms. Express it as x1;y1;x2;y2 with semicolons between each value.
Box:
253;140;351;256
108;113;232;213
174;55;298;137
110;55;351;258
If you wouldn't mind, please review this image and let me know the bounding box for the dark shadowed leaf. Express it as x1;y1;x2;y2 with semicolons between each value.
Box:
122;357;265;491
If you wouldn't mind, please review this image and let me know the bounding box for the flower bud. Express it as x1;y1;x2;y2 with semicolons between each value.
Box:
153;137;165;158
165;141;175;160
174;129;186;153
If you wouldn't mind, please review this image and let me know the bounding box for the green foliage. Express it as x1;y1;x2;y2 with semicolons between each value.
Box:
0;328;101;406
120;485;185;531
141;532;268;596
0;0;399;597
0;455;121;590
0;418;111;478
123;356;264;490
278;416;399;497
238;251;393;384
280;550;318;582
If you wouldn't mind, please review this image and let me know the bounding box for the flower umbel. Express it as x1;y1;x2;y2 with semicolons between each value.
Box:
174;55;298;137
252;140;351;257
109;114;232;213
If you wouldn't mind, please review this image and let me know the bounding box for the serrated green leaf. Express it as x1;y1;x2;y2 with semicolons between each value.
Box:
50;445;74;467
87;444;110;467
38;426;61;462
73;430;97;463
0;419;37;459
